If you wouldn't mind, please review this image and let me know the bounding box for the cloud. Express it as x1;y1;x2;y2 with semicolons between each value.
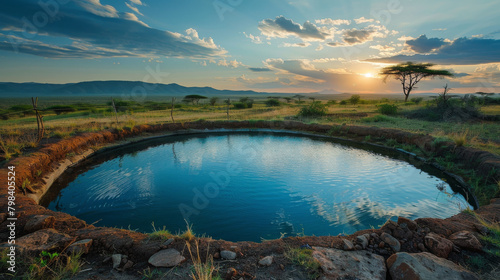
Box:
125;2;143;16
77;0;118;18
0;0;226;59
342;29;379;45
370;45;395;51
248;67;272;72
312;58;337;63
283;42;311;47
129;0;143;5
327;42;341;47
217;59;242;68
263;58;401;92
367;37;500;65
258;16;329;41
243;32;263;44
315;18;351;26
354;17;376;24
405;35;449;53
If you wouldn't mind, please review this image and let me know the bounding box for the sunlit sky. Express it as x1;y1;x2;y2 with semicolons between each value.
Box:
1;0;499;93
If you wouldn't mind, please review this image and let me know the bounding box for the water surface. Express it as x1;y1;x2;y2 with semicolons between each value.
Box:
42;132;471;242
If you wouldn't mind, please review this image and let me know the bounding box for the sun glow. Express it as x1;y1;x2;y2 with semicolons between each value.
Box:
363;73;374;78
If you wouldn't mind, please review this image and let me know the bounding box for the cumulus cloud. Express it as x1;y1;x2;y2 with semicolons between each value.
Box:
315;18;351;26
0;0;226;59
405;35;449;53
367;37;500;65
243;32;263;44
258;16;329;41
342;28;382;45
354;17;376;24
217;59;242;68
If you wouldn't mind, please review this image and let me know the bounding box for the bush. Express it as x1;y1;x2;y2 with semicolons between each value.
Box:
410;97;424;104
327;100;337;105
298;102;327;117
265;98;281;107
339;100;347;105
47;105;76;115
349;95;361;105
233;102;247;109
378;104;398;115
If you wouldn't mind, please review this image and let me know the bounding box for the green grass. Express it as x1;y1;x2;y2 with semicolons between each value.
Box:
284;247;320;279
147;222;173;241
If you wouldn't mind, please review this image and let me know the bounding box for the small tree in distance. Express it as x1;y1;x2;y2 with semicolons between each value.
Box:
380;62;453;102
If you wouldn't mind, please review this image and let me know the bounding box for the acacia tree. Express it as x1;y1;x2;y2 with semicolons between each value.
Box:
182;94;207;105
380;62;453;102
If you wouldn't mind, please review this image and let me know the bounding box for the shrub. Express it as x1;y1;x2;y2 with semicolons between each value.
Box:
339;100;348;105
349;95;361;105
378;104;398;115
410;97;424;104
326;100;337;105
298;102;327;117
265;98;281;107
233;102;247;109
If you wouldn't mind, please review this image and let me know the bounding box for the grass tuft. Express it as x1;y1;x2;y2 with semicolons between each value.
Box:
284;247;320;279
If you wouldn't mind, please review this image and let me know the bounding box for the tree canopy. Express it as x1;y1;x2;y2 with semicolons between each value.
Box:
182;94;208;105
380;62;453;102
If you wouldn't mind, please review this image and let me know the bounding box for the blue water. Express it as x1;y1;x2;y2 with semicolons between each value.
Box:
44;132;471;242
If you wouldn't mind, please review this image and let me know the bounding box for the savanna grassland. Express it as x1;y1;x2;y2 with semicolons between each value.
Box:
1;93;499;160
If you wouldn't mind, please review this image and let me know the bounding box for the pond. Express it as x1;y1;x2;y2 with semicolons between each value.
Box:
41;131;472;242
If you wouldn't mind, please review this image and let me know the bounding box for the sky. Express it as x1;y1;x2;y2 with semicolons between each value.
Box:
1;0;499;94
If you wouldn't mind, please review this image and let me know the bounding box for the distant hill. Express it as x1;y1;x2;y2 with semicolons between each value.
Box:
0;81;274;96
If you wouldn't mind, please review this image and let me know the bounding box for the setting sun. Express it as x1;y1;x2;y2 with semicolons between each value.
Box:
363;73;375;78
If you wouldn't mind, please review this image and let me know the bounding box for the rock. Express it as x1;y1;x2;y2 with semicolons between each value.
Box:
123;260;134;270
398;217;418;231
381;220;398;232
418;243;427;252
112;254;122;269
148;249;186;267
342;239;354;250
220;250;237;260
354;245;362;250
213;252;220;259
425;233;453;258
357;235;369;249
258;256;273;266
312;246;386;280
16;228;74;255
226;268;238;279
393;228;406;239
381;232;401;252
387;252;478;280
474;224;489;236
163;238;174;246
102;256;111;264
24;215;56;233
66;239;93;255
379;242;385;248
449;231;482;252
279;264;285;270
371;233;379;240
